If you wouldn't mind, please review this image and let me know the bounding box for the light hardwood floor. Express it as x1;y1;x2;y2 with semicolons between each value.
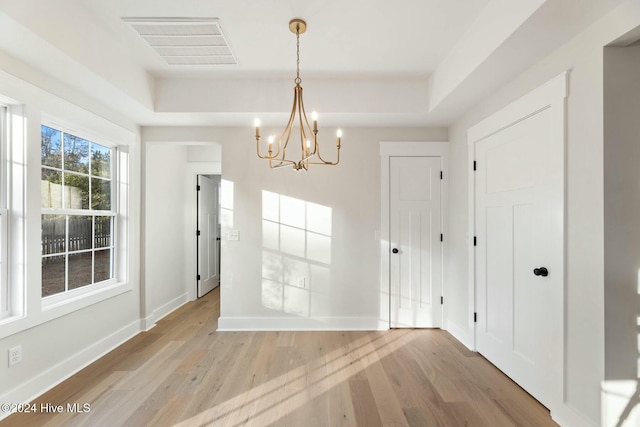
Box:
2;288;558;426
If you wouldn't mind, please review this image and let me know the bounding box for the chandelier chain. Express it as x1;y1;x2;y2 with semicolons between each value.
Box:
295;25;301;85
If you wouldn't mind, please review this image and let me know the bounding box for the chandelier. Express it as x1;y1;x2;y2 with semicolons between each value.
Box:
254;18;342;171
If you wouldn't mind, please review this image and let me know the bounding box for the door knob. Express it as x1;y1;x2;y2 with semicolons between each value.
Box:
392;248;399;254
533;267;549;277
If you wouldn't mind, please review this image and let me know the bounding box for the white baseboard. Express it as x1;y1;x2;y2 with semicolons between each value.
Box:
142;292;188;332
552;402;598;427
444;319;474;350
0;320;141;421
218;316;387;331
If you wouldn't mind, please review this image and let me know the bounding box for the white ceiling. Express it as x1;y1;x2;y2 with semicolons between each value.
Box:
0;0;628;128
85;0;488;77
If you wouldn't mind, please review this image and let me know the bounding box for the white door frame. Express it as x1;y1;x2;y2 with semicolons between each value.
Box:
380;141;449;329
467;71;567;416
185;161;221;301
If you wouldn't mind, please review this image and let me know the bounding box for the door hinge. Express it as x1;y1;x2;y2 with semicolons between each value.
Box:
196;185;201;191
473;161;477;171
473;236;477;246
440;233;443;242
197;230;201;236
197;274;201;281
440;171;443;180
440;296;444;305
474;312;477;323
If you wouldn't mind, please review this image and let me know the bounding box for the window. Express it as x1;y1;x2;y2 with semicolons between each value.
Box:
0;105;7;317
41;124;117;298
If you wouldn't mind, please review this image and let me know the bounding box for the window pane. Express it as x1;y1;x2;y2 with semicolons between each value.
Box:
42;214;66;255
40;124;118;299
91;143;111;178
41;125;62;169
42;255;65;297
95;216;112;248
91;178;111;210
94;249;112;283
68;252;92;290
68;216;92;252
63;133;90;173
41;169;62;208
64;172;89;209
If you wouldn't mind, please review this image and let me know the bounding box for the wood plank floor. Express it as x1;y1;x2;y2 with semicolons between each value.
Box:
2;288;558;427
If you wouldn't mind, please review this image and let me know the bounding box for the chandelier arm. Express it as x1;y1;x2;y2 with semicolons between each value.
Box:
297;86;318;159
306;156;340;166
297;87;316;167
267;85;299;161
277;85;301;164
269;158;297;168
298;92;305;160
309;137;341;165
256;137;267;159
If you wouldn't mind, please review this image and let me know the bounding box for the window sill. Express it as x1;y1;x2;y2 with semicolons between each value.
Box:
0;281;132;340
42;280;132;315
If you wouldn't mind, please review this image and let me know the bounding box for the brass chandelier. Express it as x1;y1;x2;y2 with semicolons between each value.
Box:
254;18;342;171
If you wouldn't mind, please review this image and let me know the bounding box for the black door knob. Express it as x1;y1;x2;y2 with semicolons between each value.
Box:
533;267;549;277
392;248;399;254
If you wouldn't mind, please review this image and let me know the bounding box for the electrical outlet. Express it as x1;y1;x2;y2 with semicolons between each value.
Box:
8;345;22;367
298;277;306;288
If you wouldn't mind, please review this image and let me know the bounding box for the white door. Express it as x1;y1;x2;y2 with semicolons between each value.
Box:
474;104;563;408
197;175;220;297
389;156;442;328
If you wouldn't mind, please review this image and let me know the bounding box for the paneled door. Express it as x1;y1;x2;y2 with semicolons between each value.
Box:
197;175;220;298
389;156;442;328
473;79;564;409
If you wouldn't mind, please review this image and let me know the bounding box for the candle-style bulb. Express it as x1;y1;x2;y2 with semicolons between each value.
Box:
306;139;311;148
254;118;261;138
268;135;275;145
311;111;318;121
336;129;342;138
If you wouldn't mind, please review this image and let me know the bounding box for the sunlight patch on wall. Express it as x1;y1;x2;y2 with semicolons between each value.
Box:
602;380;640;426
261;191;332;317
220;179;234;229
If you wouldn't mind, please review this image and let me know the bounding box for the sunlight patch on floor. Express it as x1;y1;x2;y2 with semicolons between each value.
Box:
174;330;418;426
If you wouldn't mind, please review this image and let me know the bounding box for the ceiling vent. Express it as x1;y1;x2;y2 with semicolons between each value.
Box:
123;18;237;66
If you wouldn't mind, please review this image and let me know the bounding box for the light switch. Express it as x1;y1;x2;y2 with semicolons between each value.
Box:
228;229;239;241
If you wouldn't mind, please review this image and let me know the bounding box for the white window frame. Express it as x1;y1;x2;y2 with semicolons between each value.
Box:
0;105;8;319
41;120;120;306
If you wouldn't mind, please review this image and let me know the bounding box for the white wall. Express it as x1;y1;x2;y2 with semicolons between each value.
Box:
221;127;448;330
187;145;222;163
0;66;141;413
445;1;640;425
141;126;447;330
142;144;188;328
602;42;640;426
